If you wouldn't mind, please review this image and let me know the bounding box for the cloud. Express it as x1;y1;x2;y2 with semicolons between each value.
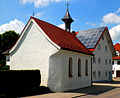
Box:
86;22;96;27
103;13;120;24
0;19;25;34
20;0;66;7
109;25;120;40
58;24;65;30
115;8;120;14
102;8;120;24
34;12;45;18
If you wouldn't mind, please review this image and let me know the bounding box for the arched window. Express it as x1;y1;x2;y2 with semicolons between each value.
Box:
78;58;81;77
69;57;72;77
85;59;88;76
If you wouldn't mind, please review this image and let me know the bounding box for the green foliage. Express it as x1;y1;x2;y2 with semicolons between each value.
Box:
0;60;6;66
0;30;19;65
0;30;19;52
0;65;10;70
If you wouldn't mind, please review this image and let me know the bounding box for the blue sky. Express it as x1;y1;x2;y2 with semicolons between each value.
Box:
0;0;120;44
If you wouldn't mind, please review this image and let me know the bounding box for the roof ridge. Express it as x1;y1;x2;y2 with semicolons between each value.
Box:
77;26;106;32
31;16;71;34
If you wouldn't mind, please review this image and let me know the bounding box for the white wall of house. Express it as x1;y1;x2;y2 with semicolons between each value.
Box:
6;55;10;65
112;60;120;77
49;50;92;91
9;21;59;87
92;32;112;82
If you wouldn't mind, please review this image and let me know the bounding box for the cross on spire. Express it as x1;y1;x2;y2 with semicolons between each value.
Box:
62;2;74;32
32;11;35;17
66;2;70;9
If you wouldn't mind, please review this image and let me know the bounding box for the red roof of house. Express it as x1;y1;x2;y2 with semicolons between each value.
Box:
114;43;120;52
112;43;120;60
112;56;120;60
31;17;93;55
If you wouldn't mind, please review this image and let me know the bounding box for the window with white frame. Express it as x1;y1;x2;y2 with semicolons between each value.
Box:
105;59;107;65
98;58;101;64
105;46;107;52
93;71;96;78
112;61;114;65
98;71;101;77
93;57;96;63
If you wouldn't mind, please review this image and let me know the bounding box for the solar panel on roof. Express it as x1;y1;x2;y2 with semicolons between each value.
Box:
76;27;106;49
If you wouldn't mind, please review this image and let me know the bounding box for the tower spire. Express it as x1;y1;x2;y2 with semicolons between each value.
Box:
32;11;35;17
61;2;74;32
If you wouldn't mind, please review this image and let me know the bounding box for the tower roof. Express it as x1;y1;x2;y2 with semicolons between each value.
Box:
62;8;74;23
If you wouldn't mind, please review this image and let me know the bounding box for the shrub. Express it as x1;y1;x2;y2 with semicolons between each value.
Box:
0;65;10;70
0;70;41;89
0;60;6;66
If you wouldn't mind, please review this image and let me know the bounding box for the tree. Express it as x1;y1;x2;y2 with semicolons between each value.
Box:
0;30;19;66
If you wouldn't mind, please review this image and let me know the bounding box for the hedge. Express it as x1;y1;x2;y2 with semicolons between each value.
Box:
0;70;41;89
0;65;10;70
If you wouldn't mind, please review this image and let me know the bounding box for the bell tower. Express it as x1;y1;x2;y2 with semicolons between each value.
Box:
61;3;74;32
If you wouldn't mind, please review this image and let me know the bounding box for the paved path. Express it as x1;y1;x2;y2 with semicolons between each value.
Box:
23;79;120;98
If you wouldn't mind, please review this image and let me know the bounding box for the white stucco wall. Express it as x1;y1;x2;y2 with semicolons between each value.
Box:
92;32;112;82
112;60;120;77
9;21;59;86
49;50;92;91
6;55;10;65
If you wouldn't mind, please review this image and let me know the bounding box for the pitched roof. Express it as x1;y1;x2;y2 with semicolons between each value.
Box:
112;56;120;60
112;43;120;60
114;43;120;52
76;27;106;49
32;17;93;55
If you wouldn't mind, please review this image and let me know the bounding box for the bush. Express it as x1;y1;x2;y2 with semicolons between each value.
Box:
0;70;41;89
0;65;10;70
0;60;6;66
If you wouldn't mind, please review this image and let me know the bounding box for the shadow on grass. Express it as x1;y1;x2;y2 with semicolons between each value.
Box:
0;86;54;98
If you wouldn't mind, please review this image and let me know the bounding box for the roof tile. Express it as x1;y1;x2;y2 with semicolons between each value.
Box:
32;17;93;55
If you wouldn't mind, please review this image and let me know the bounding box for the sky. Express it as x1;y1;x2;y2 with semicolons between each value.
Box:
0;0;120;44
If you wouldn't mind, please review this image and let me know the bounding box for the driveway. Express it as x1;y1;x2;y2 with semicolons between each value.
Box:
23;78;120;98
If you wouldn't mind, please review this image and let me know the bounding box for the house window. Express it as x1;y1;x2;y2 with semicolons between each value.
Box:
98;58;101;64
98;71;101;77
98;44;101;50
6;56;10;61
102;35;104;40
116;51;119;56
112;61;114;65
117;61;120;65
105;59;107;65
78;58;81;77
85;59;88;76
112;70;114;74
105;46;107;52
93;71;96;78
105;71;108;76
109;59;111;65
69;57;72;77
93;57;96;63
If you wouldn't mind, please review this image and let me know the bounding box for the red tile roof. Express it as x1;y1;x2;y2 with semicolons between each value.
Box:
112;56;120;60
114;43;120;52
31;17;93;55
